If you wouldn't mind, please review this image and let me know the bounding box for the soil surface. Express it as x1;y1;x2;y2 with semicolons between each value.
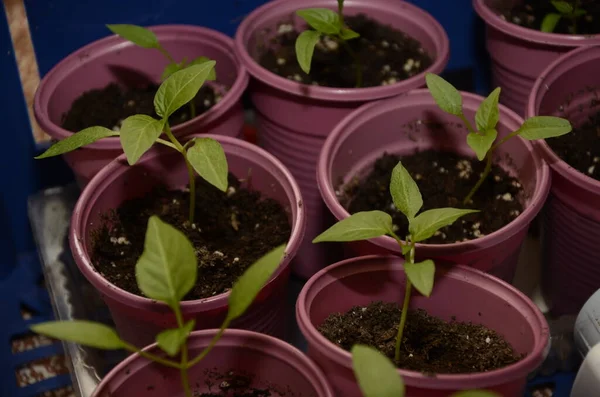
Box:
61;82;221;132
90;174;291;300
319;301;522;374
501;0;600;34
258;14;433;88
198;371;272;397
339;151;524;244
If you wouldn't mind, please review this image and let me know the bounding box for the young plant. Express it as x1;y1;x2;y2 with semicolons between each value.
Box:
295;0;363;87
107;24;217;118
35;62;225;223
425;73;572;205
541;1;586;34
31;215;286;397
314;161;478;363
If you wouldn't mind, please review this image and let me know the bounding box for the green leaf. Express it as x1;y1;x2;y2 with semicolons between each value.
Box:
340;28;360;40
136;216;197;309
451;391;501;397
31;321;125;350
573;8;587;17
425;73;463;116
296;8;341;35
189;57;217;81
551;0;574;14
517;116;572;140
313;211;393;243
156;320;195;356
106;24;159;49
119;115;164;165
186;137;228;192
541;13;562;32
475;87;501;132
466;129;497;161
409;208;479;243
390;162;423;220
154;61;216;119
35;127;118;159
351;345;405;397
401;245;411;256
226;244;286;322
161;62;183;81
295;30;321;74
403;259;435;297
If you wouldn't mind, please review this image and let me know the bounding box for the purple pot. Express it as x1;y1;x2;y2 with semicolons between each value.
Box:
526;46;600;316
70;135;305;348
34;25;249;186
317;89;549;282
91;329;333;397
234;0;450;279
473;0;600;116
296;255;549;396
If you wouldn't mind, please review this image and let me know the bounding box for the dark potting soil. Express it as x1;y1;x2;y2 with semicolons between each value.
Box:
61;82;221;133
258;14;433;88
197;371;272;397
90;174;291;300
500;0;600;35
339;151;524;244
318;301;522;374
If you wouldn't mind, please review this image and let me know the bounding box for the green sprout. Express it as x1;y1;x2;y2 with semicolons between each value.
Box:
31;215;286;397
425;73;572;205
541;1;586;34
314;162;478;363
294;0;363;87
35;62;226;223
107;24;217;118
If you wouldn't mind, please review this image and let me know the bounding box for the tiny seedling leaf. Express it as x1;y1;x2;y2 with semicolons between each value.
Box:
226;244;286;322
106;24;160;49
403;259;435;297
186;137;228;192
313;211;393;243
120;115;164;165
517;116;572;140
35;127;118;159
351;345;405;397
390;162;423;220
451;391;501;397
31;321;125;350
161;62;184;81
425;73;463;116
475;87;501;132
296;8;341;35
551;0;574;14
340;28;360;40
409;208;479;243
466;129;497;161
154;61;216;119
136;216;197;309
156;320;195;356
189;56;217;81
541;13;562;32
295;30;321;74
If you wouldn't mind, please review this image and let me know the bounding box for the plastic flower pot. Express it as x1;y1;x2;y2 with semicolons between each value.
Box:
91;329;334;397
234;0;449;279
526;45;600;316
296;255;549;396
317;89;550;282
34;25;249;187
473;0;600;116
69;135;305;348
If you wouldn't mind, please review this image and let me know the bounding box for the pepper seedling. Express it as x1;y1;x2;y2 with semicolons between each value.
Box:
31;215;286;397
35;62;226;223
295;0;363;87
107;23;216;118
541;1;586;34
425;73;572;205
314;161;478;363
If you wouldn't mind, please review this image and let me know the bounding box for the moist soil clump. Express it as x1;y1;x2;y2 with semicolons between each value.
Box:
91;173;291;300
318;301;522;374
339;151;524;244
259;14;433;88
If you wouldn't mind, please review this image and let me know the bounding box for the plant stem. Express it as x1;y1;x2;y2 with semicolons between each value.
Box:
340;39;362;88
187;321;229;368
337;0;345;26
122;342;183;369
395;243;415;363
463;149;493;205
189;101;197;119
156;138;178;150
173;305;192;397
458;114;478;135
164;124;196;222
158;45;176;64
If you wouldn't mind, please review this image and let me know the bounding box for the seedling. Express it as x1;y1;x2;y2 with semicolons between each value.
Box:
35;62;226;223
314;161;478;363
107;24;217;118
425;73;572;205
31;215;286;397
541;1;586;34
295;0;363;87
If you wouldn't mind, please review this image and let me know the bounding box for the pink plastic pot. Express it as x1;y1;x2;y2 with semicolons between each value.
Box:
70;135;305;348
317;89;550;283
34;25;249;186
296;255;549;396
234;0;449;279
526;46;600;316
92;329;333;397
473;0;600;116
